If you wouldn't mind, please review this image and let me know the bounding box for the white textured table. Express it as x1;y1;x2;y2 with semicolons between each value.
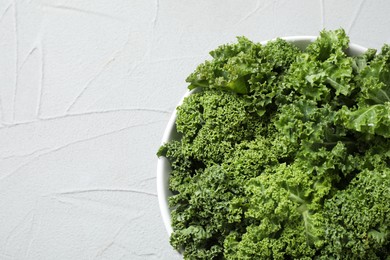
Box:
0;0;389;259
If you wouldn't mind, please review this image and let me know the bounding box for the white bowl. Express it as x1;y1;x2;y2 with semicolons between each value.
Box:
156;36;368;236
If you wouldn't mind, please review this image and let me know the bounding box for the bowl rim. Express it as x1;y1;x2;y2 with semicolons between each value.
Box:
157;89;194;235
156;35;368;236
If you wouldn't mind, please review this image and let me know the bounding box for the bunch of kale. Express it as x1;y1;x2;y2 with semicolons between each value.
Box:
158;29;390;259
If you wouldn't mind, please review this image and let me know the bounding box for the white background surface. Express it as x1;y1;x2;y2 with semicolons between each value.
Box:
0;0;389;259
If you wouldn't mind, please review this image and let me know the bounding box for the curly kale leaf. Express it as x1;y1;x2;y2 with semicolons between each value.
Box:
306;29;349;62
358;44;390;106
186;36;261;94
337;45;390;138
283;29;355;104
186;37;301;99
224;163;324;259
338;103;390;138
169;165;244;259
176;90;259;164
320;168;390;259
